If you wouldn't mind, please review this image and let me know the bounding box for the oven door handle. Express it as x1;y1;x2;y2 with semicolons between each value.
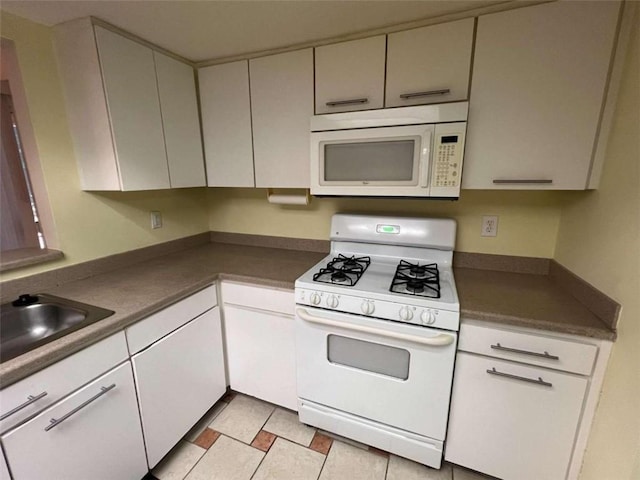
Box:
296;308;454;347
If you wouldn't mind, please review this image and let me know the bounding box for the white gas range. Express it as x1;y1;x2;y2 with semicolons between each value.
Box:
295;214;459;469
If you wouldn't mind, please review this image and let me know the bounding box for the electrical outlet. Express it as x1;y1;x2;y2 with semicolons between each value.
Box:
481;215;498;237
151;211;163;229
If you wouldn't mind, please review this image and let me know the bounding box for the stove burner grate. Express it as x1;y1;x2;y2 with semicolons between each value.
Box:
313;254;371;287
390;260;441;298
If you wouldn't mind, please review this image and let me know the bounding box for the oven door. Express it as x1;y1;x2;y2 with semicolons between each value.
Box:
295;306;457;441
310;125;433;197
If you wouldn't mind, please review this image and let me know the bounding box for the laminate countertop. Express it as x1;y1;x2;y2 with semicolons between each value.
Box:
0;242;615;386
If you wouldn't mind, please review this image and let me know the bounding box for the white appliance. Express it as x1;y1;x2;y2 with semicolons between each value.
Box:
310;103;468;198
295;214;460;468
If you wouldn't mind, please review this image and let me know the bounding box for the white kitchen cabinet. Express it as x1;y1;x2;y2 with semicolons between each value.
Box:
2;362;147;480
154;51;206;188
0;447;10;480
131;308;226;467
54;18;205;191
199;60;255;187
250;49;314;188
462;1;622;190
446;320;613;480
315;36;386;114
221;282;297;410
385;19;474;108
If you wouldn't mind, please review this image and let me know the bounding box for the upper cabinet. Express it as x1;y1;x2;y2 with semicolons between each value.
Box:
461;1;622;190
385;19;474;108
315;36;386;114
54;19;205;191
199;61;254;187
250;49;314;188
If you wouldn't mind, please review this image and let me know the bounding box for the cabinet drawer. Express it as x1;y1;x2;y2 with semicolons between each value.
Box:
126;284;217;354
446;352;588;480
221;281;294;315
459;323;598;375
2;362;147;480
0;332;129;433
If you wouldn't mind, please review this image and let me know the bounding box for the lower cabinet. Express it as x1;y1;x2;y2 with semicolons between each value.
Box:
445;321;610;480
132;307;226;467
2;362;147;480
221;282;297;410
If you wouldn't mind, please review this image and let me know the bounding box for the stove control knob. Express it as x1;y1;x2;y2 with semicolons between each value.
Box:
420;309;436;325
399;306;414;321
326;295;339;309
360;300;375;315
310;292;321;306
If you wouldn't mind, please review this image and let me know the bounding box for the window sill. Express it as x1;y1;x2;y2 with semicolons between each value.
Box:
0;248;64;273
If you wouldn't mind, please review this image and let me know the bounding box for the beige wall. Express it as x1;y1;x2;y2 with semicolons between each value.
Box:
208;189;566;258
0;12;209;282
555;12;640;480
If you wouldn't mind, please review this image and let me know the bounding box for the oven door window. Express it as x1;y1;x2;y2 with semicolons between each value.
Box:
322;138;419;185
327;334;410;380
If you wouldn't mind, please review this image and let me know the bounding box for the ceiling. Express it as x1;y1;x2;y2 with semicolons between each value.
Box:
1;0;506;62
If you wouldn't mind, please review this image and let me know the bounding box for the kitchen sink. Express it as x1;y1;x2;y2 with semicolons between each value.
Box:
0;294;114;363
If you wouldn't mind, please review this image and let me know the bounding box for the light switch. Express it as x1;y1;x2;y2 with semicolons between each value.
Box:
151;211;163;229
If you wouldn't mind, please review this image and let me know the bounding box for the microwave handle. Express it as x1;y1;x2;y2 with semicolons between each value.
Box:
296;308;454;347
419;132;432;188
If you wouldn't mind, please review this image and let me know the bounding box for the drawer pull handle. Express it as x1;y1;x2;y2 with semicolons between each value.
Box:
492;179;553;185
400;89;450;99
491;343;559;360
326;98;369;107
44;384;116;432
487;367;552;387
0;391;48;421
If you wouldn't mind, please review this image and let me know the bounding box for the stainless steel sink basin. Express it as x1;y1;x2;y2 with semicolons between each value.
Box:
0;294;114;363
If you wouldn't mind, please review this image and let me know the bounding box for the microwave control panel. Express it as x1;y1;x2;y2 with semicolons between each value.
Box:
430;122;466;195
433;134;463;188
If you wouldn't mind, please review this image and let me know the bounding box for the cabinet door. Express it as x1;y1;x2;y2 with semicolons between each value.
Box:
132;308;226;467
250;49;314;188
385;19;474;107
199;61;255;187
315;36;386;113
462;1;621;190
2;362;147;480
154;52;206;188
0;447;9;480
94;26;170;191
445;353;588;480
223;305;297;410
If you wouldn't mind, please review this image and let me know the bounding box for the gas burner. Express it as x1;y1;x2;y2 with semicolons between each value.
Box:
313;255;370;287
390;261;441;298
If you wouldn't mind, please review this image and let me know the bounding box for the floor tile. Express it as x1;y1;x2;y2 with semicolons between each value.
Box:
185;435;264;480
252;437;325;480
252;430;277;452
387;455;453;480
319;440;388;480
453;464;497;480
209;394;275;443
184;401;228;442
309;431;333;455
193;428;221;450
263;408;316;446
151;441;205;480
369;446;390;458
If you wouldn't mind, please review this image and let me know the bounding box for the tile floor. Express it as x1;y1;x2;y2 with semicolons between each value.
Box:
151;392;496;480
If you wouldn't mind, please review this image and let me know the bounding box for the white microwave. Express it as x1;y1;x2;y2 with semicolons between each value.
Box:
310;102;468;198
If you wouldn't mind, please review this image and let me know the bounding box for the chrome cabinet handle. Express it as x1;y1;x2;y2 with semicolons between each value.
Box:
325;98;369;107
0;391;48;421
400;89;450;99
492;179;553;184
44;384;116;432
296;308;454;347
487;367;552;387
491;343;559;360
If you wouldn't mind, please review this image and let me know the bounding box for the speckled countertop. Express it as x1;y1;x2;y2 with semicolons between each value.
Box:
0;242;615;386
